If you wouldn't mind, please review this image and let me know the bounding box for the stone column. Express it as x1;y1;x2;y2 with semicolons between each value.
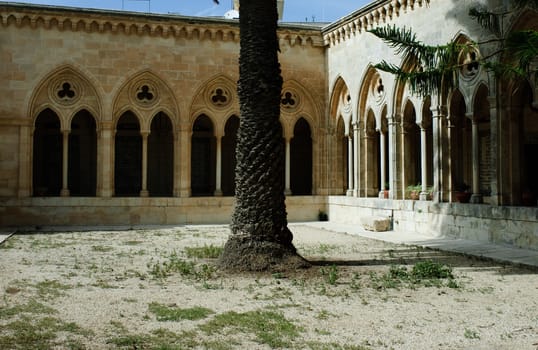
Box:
430;104;446;203
18;124;31;197
215;135;223;196
446;116;455;202
388;115;398;199
379;131;387;198
285;137;292;195
469;113;482;204
488;94;500;206
347;135;354;196
98;122;114;197
353;122;360;197
140;131;149;197
173;132;181;197
419;124;428;200
178;125;191;197
60;130;70;197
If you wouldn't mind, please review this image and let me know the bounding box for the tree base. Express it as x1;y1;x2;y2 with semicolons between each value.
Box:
218;236;310;272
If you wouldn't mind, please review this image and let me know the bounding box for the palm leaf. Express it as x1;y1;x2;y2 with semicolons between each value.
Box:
468;6;503;37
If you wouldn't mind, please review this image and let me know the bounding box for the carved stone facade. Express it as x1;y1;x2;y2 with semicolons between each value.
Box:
0;1;536;250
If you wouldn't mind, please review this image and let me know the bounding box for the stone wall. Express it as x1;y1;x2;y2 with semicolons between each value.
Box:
327;196;538;251
0;196;327;229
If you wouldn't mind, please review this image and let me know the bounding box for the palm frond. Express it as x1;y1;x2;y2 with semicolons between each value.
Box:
505;30;538;74
513;0;538;8
468;6;502;37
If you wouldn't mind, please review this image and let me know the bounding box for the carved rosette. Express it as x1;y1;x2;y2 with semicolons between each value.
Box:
459;47;481;82
130;79;159;108
49;76;82;106
371;74;386;106
280;89;301;112
206;83;232;109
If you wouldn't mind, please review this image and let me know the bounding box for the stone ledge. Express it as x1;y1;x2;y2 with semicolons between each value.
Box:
361;216;391;232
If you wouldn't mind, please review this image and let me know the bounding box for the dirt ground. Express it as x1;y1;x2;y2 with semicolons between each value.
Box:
0;224;537;350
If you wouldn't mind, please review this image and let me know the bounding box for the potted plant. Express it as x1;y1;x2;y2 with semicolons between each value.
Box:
383;183;390;199
454;183;472;203
318;210;328;221
406;183;421;200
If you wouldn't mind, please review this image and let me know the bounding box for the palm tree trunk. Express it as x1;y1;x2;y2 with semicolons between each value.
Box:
219;0;308;271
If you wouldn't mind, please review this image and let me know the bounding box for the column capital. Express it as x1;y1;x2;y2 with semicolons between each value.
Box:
430;105;447;117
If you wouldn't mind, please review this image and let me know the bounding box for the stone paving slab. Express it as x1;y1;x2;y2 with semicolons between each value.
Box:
303;221;538;269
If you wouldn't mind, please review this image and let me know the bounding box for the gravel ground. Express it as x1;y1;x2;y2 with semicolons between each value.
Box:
0;224;537;350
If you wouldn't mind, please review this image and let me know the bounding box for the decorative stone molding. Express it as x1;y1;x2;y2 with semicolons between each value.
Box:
322;0;431;47
0;4;324;48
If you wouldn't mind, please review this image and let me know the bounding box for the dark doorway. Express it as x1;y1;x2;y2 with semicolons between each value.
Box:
290;118;312;195
33;109;62;196
222;115;239;196
115;112;142;196
148;112;174;197
191;115;216;196
69;110;97;196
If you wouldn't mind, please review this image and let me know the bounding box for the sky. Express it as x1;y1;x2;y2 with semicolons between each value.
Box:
6;0;371;23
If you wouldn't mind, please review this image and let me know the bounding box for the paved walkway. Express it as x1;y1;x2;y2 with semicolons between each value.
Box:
0;230;16;246
300;222;538;269
2;224;537;269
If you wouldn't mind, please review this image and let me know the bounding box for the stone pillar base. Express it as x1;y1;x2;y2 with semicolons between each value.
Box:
140;190;149;197
419;192;430;201
214;190;223;197
470;194;483;204
346;189;354;197
60;189;70;197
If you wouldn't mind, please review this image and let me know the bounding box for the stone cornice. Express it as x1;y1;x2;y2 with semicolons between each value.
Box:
322;0;431;47
0;2;324;47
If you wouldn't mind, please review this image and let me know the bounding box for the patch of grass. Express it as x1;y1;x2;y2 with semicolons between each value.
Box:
305;342;371;350
91;245;114;252
369;261;458;290
0;300;56;319
320;265;339;285
123;240;143;246
185;244;223;259
148;302;214;321
464;328;480;339
107;329;200;349
200;310;301;348
0;315;91;349
147;252;216;280
35;280;72;299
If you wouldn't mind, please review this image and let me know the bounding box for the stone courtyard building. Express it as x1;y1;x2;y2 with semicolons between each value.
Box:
0;0;537;251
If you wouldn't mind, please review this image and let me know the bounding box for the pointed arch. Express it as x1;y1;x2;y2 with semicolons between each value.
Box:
28;64;103;127
112;69;180;132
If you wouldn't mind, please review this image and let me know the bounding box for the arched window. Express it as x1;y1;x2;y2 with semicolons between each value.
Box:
69;110;97;196
191;114;216;196
148;112;173;197
222;115;239;196
33;109;62;196
115;112;142;196
290;118;312;195
402;102;421;195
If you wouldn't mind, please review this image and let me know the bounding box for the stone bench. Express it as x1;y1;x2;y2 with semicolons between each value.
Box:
361;216;391;232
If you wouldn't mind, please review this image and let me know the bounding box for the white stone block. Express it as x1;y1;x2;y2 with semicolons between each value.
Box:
361;216;391;232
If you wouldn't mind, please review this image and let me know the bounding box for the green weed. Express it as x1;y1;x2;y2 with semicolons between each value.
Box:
148;302;214;321
185;244;223;259
200;310;301;348
320;265;339;285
